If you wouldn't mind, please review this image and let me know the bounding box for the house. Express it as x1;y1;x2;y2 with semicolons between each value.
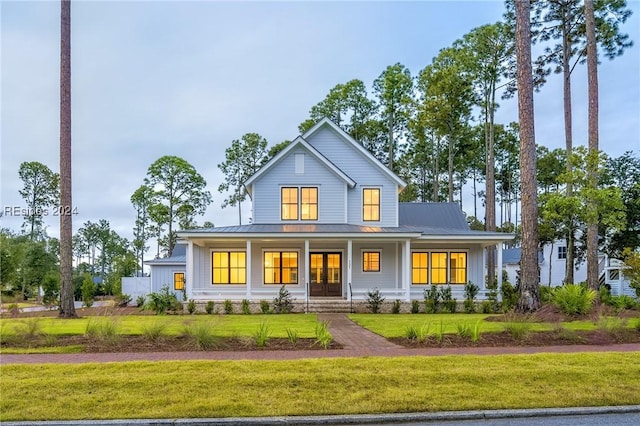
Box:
167;118;513;309
501;243;634;296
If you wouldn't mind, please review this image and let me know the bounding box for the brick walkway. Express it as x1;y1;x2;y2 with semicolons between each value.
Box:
2;313;639;365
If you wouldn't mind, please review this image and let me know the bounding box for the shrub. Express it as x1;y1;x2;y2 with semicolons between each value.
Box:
41;271;59;307
480;300;494;314
406;322;432;343
205;301;215;314
260;300;272;314
366;288;385;313
502;313;532;341
439;285;457;313
551;284;597;316
470;320;482;343
392;299;401;314
241;299;251;315
463;282;479;313
611;295;637;311
182;320;219;350
114;293;132;308
273;285;294;314
223;299;234;314
411;299;420;314
285;328;299;347
81;274;95;308
433;320;446;343
136;295;146;308
539;286;554;304
457;323;472;339
486;276;499;312
142;320;168;343
500;281;518;311
187;299;197;315
19;318;45;339
424;285;440;314
253;321;271;347
596;316;627;341
599;285;613;307
314;321;333;349
84;317;121;345
144;286;180;315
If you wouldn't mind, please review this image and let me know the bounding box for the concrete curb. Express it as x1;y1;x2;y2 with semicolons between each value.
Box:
3;405;640;426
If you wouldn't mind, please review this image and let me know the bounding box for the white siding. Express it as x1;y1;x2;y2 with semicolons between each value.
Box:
150;265;185;301
351;242;400;296
306;126;399;227
252;147;347;224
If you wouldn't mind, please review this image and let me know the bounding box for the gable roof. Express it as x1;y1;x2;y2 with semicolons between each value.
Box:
302;118;406;189
500;247;544;265
245;136;356;195
399;202;470;230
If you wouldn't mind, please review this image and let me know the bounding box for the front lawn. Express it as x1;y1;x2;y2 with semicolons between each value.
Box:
348;313;618;337
1;352;639;421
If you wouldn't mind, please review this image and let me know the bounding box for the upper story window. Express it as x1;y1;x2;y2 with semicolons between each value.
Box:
281;186;318;221
281;187;299;220
558;246;567;260
363;188;380;221
301;187;318;220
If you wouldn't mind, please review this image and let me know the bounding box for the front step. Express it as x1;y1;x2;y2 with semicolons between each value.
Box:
297;299;357;313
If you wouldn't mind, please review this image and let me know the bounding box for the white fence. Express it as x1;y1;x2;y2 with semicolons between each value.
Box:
121;277;151;302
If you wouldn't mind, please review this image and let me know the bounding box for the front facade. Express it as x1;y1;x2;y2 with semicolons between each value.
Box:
175;119;513;304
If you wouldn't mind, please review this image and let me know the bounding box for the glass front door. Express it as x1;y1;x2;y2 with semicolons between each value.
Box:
309;252;342;297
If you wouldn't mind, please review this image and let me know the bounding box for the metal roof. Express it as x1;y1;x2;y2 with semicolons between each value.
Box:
399;202;470;230
180;223;420;235
144;244;186;265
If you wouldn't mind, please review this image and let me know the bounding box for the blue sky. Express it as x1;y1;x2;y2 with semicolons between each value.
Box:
1;0;638;244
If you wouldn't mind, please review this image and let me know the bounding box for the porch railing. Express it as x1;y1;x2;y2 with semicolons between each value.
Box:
348;282;353;313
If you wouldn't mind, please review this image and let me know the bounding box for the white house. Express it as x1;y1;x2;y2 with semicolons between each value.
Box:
167;118;513;308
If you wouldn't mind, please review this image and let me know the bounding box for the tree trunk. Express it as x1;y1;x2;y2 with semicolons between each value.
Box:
485;100;496;289
562;3;576;285
448;136;454;202
58;0;76;318
515;0;541;312
388;110;395;172
585;0;600;292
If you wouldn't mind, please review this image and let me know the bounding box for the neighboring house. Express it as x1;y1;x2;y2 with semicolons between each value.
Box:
168;118;513;307
501;242;633;296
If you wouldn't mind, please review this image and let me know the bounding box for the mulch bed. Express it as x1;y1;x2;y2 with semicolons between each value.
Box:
2;335;342;353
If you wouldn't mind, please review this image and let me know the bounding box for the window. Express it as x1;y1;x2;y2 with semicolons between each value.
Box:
412;252;428;284
212;251;246;284
174;272;185;291
281;187;298;220
363;251;380;272
558;246;567;260
281;186;318;221
450;252;467;284
363;188;380;221
431;253;448;284
412;251;468;285
301;187;318;220
264;251;298;284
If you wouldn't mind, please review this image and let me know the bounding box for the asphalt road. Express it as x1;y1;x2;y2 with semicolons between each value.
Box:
380;412;640;425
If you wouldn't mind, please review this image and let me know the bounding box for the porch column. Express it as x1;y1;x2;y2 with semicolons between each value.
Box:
186;240;194;299
497;243;503;300
246;240;252;300
304;239;310;303
482;246;488;290
404;239;411;301
347;239;352;301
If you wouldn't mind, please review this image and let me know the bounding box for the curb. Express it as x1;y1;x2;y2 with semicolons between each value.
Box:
3;405;640;426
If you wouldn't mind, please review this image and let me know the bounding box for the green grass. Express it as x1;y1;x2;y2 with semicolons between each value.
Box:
0;345;84;354
348;314;615;337
0;314;321;338
1;353;639;421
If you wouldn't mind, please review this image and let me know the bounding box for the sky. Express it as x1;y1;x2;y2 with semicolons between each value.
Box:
1;0;639;247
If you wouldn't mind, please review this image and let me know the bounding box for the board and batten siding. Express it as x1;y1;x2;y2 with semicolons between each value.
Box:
306;126;400;227
252;147;347;224
150;265;185;301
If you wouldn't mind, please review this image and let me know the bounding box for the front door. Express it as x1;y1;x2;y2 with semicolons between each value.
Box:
310;252;342;297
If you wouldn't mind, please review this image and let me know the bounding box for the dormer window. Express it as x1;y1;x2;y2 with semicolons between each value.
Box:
363;188;380;221
281;186;318;221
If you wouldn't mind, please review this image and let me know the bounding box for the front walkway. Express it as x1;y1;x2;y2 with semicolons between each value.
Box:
1;313;639;364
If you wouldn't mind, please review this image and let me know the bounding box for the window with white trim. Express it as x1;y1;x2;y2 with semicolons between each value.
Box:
212;251;246;285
